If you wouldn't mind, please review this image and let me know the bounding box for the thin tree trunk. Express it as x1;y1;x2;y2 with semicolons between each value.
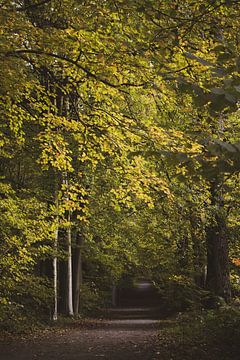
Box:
63;172;74;316
112;285;117;307
53;182;59;321
67;209;74;316
53;224;58;321
73;232;83;315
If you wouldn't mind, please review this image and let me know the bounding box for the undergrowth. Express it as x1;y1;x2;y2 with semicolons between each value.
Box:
156;306;240;360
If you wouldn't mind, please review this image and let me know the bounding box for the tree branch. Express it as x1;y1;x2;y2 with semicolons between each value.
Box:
16;0;52;11
5;49;147;92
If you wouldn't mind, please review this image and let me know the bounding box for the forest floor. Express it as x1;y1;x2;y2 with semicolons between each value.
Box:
0;306;239;360
0;307;163;360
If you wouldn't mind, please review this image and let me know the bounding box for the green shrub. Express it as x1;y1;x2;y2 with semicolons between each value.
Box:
79;282;106;314
156;307;240;360
160;276;205;312
0;276;53;333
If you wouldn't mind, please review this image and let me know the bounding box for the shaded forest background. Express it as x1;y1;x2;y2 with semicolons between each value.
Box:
0;0;240;332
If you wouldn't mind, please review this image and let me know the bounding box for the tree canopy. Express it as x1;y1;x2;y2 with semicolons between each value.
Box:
0;0;240;328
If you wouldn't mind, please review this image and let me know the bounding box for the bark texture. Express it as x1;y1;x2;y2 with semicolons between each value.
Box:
73;232;83;315
206;182;231;302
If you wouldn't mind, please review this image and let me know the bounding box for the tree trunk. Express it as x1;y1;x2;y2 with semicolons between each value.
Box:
53;180;59;321
112;285;117;307
66;210;74;316
73;232;83;315
53;224;58;321
63;172;74;316
206;182;231;302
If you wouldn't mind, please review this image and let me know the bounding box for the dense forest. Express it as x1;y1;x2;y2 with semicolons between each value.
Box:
0;0;240;331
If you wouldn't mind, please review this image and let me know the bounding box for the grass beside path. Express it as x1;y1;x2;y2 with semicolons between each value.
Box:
154;307;240;360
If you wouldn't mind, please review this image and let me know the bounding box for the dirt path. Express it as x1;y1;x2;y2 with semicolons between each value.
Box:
0;308;162;360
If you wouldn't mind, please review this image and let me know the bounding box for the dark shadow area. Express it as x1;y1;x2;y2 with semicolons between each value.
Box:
115;279;162;308
107;307;164;320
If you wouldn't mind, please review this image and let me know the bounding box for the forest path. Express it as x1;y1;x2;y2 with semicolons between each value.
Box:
0;308;164;360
